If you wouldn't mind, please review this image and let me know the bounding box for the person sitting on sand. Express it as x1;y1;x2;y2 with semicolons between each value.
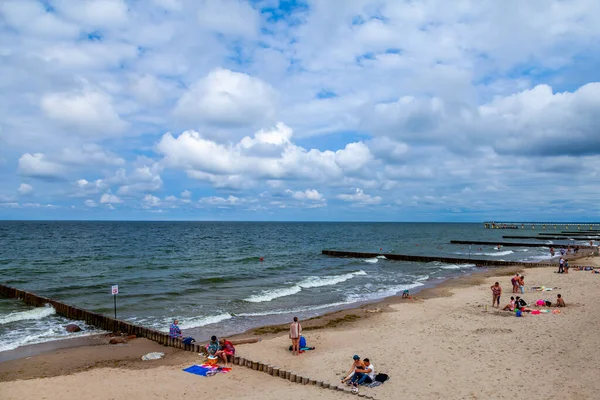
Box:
215;338;235;366
206;335;220;356
169;319;182;339
341;355;365;384
350;358;375;388
555;294;566;307
502;296;516;311
515;296;528;309
490;282;502;308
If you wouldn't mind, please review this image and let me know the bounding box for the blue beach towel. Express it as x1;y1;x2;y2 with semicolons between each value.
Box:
183;365;213;376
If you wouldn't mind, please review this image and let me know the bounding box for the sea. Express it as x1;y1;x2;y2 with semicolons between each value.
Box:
0;221;585;353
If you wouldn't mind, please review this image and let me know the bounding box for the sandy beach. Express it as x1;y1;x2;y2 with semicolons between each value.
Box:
2;254;600;400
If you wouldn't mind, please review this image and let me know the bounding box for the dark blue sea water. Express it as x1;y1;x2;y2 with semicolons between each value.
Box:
0;222;581;352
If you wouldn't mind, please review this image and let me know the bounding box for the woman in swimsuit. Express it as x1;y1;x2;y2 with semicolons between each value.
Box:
490;282;502;308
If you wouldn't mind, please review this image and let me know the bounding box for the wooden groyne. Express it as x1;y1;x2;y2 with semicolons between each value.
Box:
538;232;600;237
321;250;555;267
0;284;258;354
0;283;378;398
449;240;593;249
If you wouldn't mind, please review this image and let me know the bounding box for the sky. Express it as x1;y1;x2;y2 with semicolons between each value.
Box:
1;0;600;221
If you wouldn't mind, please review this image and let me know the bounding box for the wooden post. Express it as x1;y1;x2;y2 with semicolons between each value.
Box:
309;379;316;385
252;361;258;370
267;365;273;375
272;367;280;377
289;372;297;382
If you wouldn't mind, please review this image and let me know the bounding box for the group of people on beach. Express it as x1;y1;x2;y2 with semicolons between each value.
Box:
490;274;566;313
169;320;236;366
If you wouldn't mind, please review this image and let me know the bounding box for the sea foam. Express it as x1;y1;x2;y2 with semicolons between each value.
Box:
244;270;367;303
0;304;55;325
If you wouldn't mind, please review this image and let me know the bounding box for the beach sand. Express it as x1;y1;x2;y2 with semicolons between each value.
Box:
2;255;600;399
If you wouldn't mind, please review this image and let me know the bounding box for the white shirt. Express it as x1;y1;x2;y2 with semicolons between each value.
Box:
363;363;375;380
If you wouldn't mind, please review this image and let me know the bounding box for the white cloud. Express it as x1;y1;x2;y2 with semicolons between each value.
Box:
198;195;243;206
286;189;325;202
142;194;161;206
60;144;125;166
337;188;382;205
17;183;33;196
173;68;277;129
41;88;127;137
0;1;80;39
100;193;123;204
54;0;129;29
84;199;97;207
17;153;65;179
157;123;374;184
180;190;191;199
196;0;259;38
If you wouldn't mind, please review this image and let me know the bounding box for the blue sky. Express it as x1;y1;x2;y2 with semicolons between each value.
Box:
1;0;600;221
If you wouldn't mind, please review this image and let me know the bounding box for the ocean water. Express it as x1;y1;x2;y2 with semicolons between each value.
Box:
0;222;580;352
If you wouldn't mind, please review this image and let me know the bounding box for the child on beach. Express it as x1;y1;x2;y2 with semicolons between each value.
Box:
215;339;235;366
518;275;525;294
556;294;566;307
502;296;516;311
206;335;219;356
490;282;502;308
169;319;182;339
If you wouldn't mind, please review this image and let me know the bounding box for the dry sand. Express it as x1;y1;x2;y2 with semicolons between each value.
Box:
2;256;600;400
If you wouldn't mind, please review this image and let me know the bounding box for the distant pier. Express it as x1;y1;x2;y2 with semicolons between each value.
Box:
484;222;600;230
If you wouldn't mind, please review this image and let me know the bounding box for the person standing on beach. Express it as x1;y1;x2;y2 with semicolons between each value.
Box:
490;282;501;308
511;274;520;293
518;275;525;294
289;316;302;356
169;319;182;339
558;258;565;273
490;282;502;308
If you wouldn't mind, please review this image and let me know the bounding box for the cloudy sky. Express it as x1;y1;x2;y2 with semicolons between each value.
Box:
1;0;599;221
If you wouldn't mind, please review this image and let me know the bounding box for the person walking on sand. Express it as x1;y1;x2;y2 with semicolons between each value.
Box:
289;316;302;356
491;282;502;308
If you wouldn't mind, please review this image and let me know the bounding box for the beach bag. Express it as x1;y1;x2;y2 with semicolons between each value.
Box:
299;336;306;348
545;300;552;307
375;373;389;383
182;337;195;345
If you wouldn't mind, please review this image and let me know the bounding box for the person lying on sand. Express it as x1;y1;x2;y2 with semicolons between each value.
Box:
556;294;566;307
341;355;365;384
502;296;516;311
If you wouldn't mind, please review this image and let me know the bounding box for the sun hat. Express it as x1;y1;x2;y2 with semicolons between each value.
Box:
353;355;360;360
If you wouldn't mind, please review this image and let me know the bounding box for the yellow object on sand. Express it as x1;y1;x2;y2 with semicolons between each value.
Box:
206;356;218;365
